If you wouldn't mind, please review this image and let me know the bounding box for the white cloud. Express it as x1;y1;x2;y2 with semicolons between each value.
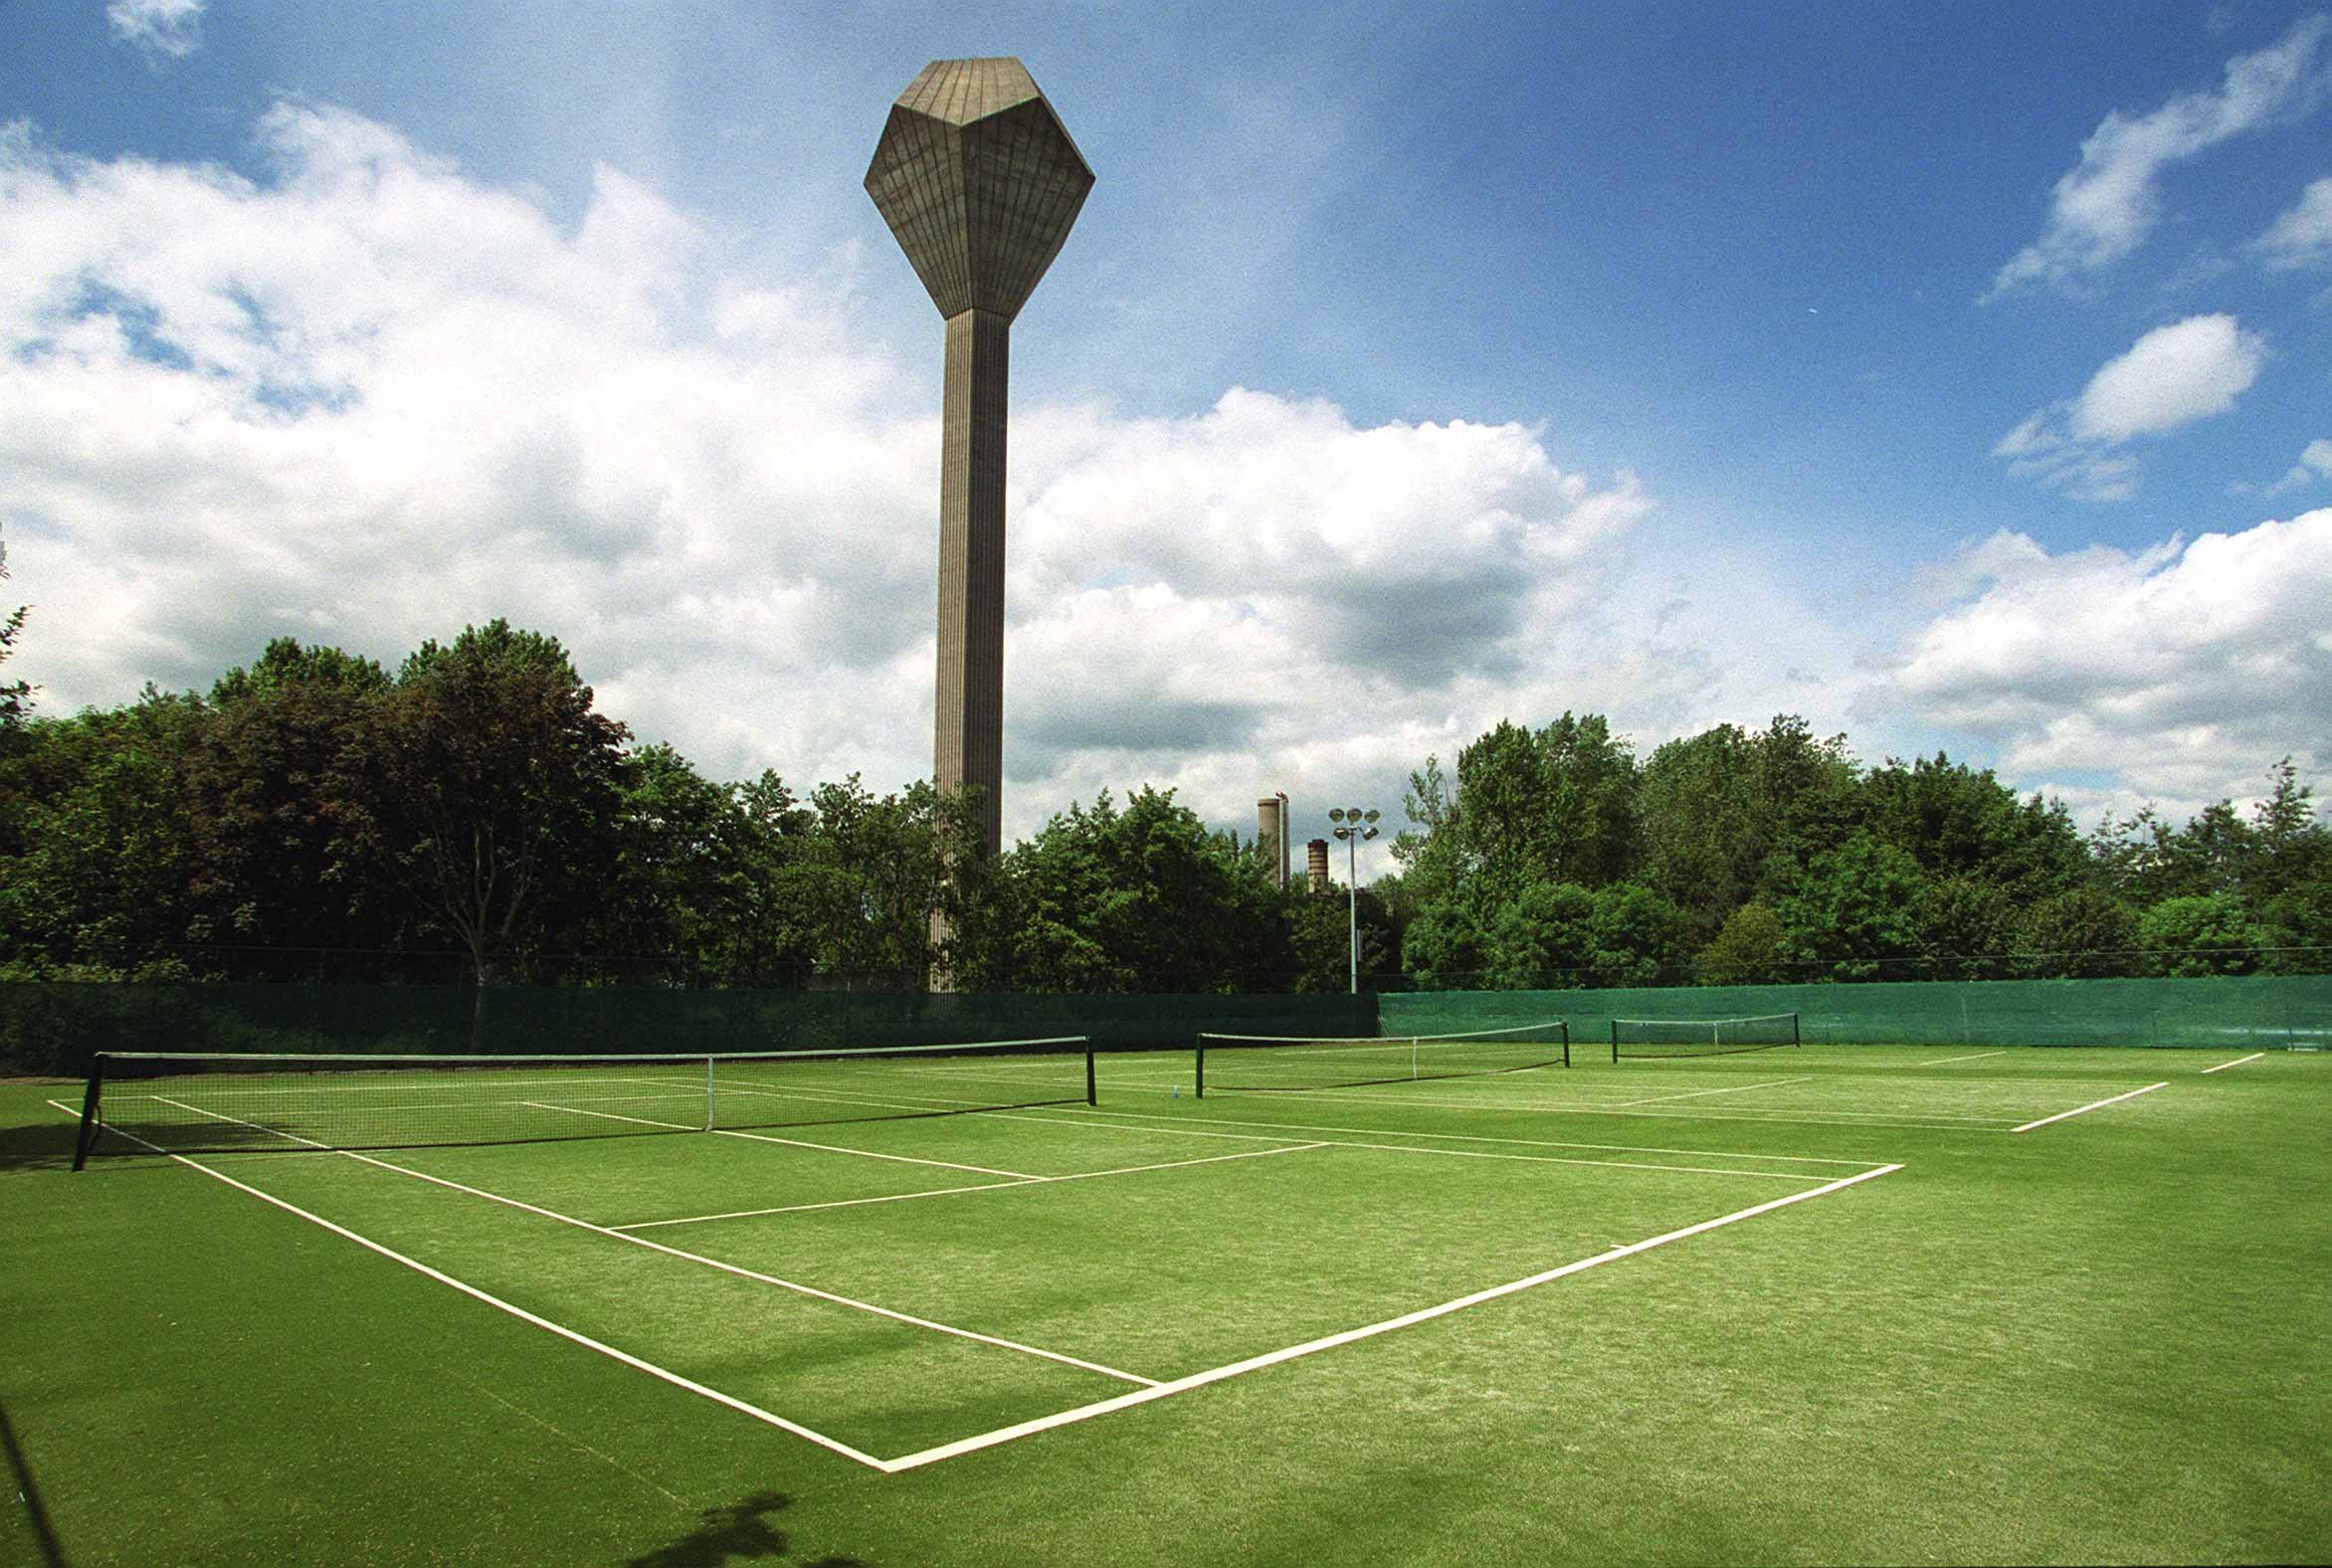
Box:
2264;436;2332;492
2068;313;2267;442
106;0;204;60
1883;516;2332;818
1988;15;2332;296
2257;174;2332;269
1996;314;2266;498
0;103;1672;862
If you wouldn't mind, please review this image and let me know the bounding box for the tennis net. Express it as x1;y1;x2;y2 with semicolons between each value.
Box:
1196;1022;1569;1095
72;1038;1096;1166
1610;1013;1800;1061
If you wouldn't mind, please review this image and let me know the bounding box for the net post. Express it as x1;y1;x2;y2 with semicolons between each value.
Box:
71;1056;106;1171
1194;1034;1205;1099
1084;1043;1096;1106
1792;1012;1802;1049
1559;1020;1571;1070
703;1056;714;1131
1611;1019;1620;1066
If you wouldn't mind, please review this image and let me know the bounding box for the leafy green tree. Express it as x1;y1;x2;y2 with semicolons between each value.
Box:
1694;901;1788;985
1778;834;1927;980
1287;885;1395;994
183;640;400;965
780;775;981;985
1861;752;2085;904
1636;722;1763;943
972;787;1287;994
1588;882;1693;988
0;689;207;973
2013;887;2141;978
1399;898;1491;991
1485;882;1596;989
2137;894;2270;977
1913;875;2019;980
344;621;632;986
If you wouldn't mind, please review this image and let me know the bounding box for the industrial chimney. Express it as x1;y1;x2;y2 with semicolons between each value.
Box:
1306;839;1331;894
1256;792;1291;886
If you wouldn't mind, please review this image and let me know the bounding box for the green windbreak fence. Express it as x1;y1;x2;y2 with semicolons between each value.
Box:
0;982;1377;1077
1383;975;2332;1052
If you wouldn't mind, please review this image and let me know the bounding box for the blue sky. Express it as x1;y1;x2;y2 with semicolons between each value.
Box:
3;0;2328;876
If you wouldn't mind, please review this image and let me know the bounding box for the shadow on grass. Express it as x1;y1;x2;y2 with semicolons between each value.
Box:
625;1490;870;1568
2;1396;70;1568
0;1114;79;1173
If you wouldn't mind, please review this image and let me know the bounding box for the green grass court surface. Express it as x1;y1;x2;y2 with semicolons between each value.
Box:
3;1040;2326;1566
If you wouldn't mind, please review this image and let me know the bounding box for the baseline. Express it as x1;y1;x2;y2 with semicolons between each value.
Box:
2201;1053;2264;1076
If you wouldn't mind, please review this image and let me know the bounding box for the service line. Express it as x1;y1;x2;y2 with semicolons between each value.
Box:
1917;1050;2006;1067
2200;1053;2264;1076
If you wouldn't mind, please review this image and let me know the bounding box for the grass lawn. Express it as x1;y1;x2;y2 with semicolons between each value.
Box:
2;1040;2325;1565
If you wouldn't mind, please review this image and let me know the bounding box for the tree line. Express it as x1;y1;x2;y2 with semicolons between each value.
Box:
1381;712;2331;988
0;611;2323;994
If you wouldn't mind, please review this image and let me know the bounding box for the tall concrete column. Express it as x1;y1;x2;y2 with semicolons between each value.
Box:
936;307;1011;856
866;59;1093;864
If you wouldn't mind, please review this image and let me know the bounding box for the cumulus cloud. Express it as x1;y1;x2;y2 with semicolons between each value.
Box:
0;103;1665;858
1882;515;2332;816
106;0;204;60
1996;314;2267;498
2256;174;2332;269
1987;15;2332;296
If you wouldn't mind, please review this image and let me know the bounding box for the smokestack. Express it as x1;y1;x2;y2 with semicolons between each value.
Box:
1257;796;1284;886
1307;839;1330;894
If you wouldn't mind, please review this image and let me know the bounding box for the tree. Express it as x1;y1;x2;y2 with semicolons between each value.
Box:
974;787;1288;994
0;688;207;973
1695;902;1787;986
2014;887;2140;978
1287;885;1394;994
1484;882;1596;989
345;621;632;989
183;639;400;966
1912;875;2019;980
1587;882;1693;988
1400;897;1491;991
2137;894;2269;977
1636;722;1763;944
1778;834;1927;980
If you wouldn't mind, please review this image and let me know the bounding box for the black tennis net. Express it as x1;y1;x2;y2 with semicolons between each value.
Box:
1610;1013;1801;1061
1196;1021;1569;1095
72;1038;1096;1166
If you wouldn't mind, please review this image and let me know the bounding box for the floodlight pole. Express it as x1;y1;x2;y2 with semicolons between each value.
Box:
1329;807;1381;995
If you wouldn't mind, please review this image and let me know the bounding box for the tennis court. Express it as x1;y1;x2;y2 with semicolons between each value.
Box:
8;1029;2327;1565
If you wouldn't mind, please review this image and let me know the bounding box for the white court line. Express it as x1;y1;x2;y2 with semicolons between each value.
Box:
2201;1053;2265;1076
2010;1082;2168;1133
52;1103;892;1471
523;1101;1038;1179
614;1143;1329;1231
878;1161;1906;1472
1918;1050;2007;1067
145;1096;1156;1388
1198;1083;2023;1130
1313;1140;1827;1181
1613;1076;1811;1108
1032;1104;1887;1168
